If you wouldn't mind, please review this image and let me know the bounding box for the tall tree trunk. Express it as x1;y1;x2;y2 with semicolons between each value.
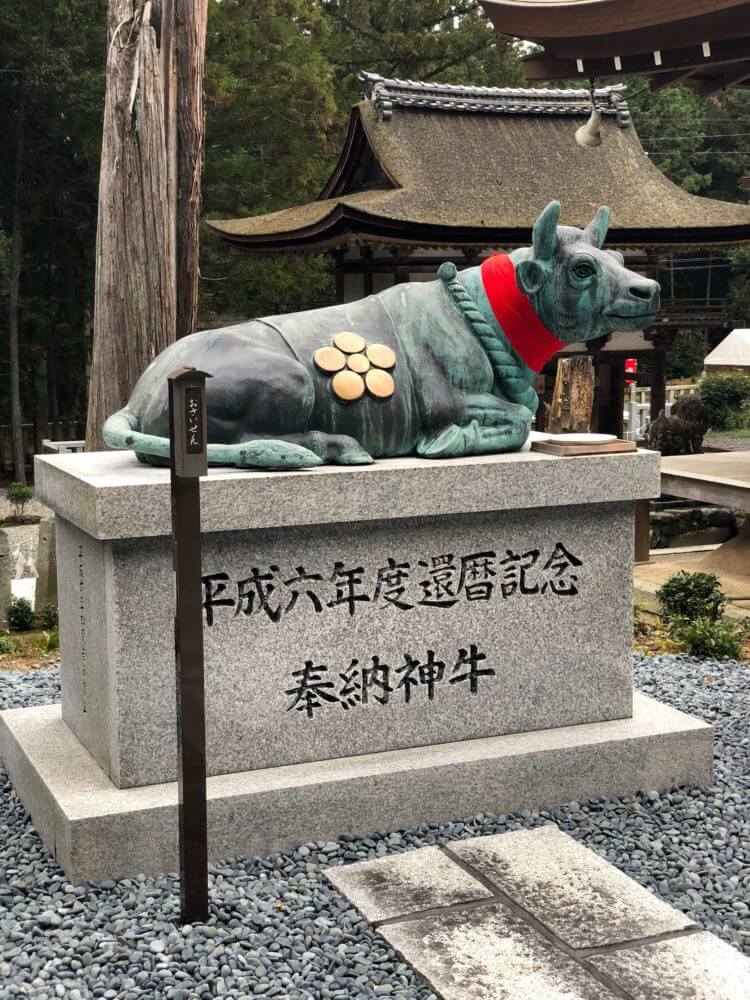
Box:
8;96;26;484
86;0;176;450
175;0;208;339
48;356;62;441
34;351;49;455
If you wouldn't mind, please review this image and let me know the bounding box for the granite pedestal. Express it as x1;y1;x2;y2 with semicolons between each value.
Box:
0;449;714;880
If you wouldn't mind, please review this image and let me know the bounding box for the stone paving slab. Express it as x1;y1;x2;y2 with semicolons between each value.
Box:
589;932;750;1000
448;824;693;949
326;846;492;923
326;825;750;1000
380;901;616;1000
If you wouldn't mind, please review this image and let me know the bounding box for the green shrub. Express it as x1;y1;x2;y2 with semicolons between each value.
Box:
8;597;34;632
44;629;59;652
699;372;750;430
670;616;745;659
40;604;58;630
5;482;33;521
657;571;726;623
667;330;708;381
0;630;23;655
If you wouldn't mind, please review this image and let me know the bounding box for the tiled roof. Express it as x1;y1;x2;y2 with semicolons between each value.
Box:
360;72;631;126
208;72;750;252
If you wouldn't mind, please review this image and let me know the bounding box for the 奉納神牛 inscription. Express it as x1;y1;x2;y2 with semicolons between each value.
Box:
201;542;582;626
286;643;494;719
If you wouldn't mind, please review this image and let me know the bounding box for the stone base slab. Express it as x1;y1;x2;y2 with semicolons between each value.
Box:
0;693;712;883
327;826;749;999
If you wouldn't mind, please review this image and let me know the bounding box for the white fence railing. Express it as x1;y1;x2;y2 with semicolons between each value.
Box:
623;383;700;441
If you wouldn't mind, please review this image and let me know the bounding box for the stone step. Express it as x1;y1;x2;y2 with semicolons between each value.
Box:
0;693;711;882
327;825;749;999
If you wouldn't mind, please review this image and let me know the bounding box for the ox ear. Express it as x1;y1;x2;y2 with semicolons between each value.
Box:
585;206;610;248
532;201;561;261
515;259;548;296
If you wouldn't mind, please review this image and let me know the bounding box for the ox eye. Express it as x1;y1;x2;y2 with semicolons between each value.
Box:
572;262;595;279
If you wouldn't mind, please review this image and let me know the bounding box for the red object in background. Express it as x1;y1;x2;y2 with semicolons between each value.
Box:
625;357;637;386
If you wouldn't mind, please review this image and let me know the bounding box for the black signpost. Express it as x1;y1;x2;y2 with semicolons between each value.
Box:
168;366;211;923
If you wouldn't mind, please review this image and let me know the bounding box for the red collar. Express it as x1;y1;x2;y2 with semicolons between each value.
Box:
480;254;564;372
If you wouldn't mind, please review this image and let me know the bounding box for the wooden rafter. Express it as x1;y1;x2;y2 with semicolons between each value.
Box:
694;63;750;97
521;35;750;84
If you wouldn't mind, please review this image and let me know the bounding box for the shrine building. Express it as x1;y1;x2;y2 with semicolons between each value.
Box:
208;73;750;436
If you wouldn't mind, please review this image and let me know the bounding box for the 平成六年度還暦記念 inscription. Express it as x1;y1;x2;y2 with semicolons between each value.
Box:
201;542;583;625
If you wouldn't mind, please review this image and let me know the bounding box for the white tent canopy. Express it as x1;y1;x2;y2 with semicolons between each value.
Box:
704;329;750;371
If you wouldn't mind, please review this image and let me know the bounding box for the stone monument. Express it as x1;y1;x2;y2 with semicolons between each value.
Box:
0;530;11;629
0;202;711;882
34;514;58;610
0;446;712;881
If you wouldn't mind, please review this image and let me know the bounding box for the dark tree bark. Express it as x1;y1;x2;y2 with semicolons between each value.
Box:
86;0;176;450
8;95;27;483
86;0;209;447
48;354;62;441
548;356;595;435
175;0;208;339
34;350;49;455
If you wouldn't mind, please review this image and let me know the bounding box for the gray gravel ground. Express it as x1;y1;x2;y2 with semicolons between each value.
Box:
703;434;750;452
0;653;747;999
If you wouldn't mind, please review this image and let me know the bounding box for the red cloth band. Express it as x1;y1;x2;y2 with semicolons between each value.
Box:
480;254;564;373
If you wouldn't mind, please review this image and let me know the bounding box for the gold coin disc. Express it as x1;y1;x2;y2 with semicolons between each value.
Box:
346;353;370;374
366;343;397;370
332;370;366;402
313;346;346;374
365;369;396;399
333;331;367;354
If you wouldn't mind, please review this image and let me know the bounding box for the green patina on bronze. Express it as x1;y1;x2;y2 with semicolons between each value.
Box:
103;202;660;469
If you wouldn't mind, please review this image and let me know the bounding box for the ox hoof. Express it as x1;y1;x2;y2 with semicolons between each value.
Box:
416;424;465;458
338;444;375;465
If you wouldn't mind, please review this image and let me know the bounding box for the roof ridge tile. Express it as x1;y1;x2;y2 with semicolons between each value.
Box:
359;71;631;125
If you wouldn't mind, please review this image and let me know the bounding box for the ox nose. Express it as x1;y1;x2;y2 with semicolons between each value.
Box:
629;279;659;305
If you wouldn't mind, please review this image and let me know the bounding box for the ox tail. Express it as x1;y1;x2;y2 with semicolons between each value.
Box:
102;408;323;470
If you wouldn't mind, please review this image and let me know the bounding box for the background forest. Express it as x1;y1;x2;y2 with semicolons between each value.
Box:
1;0;749;436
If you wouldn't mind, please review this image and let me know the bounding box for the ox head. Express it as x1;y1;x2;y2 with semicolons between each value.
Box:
511;201;660;343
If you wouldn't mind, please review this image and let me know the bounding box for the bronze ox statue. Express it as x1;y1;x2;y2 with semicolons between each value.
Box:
103;201;660;468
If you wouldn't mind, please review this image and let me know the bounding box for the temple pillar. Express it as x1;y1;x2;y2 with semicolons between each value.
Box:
648;331;674;421
391;246;410;285
604;358;625;439
333;249;346;304
586;335;610;432
361;247;374;297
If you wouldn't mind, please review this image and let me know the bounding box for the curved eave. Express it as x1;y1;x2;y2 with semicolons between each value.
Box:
318;107;399;199
209;206;750;255
482;0;748;51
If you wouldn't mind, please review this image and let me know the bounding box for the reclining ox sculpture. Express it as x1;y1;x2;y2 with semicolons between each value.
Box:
103;201;660;468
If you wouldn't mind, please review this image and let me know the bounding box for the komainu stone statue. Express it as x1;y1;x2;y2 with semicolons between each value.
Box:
103;201;660;469
645;395;709;456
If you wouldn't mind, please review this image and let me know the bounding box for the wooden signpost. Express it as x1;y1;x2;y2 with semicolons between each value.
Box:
168;366;211;922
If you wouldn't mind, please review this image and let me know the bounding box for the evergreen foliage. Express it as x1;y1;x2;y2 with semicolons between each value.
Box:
699;372;750;429
657;571;726;623
8;597;34;632
0;5;748;436
5;481;32;520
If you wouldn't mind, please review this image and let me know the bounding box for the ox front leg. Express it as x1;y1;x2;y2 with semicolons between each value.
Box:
417;396;532;458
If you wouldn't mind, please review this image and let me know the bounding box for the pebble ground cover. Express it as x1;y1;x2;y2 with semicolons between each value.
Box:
0;653;747;999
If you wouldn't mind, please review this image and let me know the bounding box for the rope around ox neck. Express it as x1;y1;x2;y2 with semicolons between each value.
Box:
438;262;538;414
